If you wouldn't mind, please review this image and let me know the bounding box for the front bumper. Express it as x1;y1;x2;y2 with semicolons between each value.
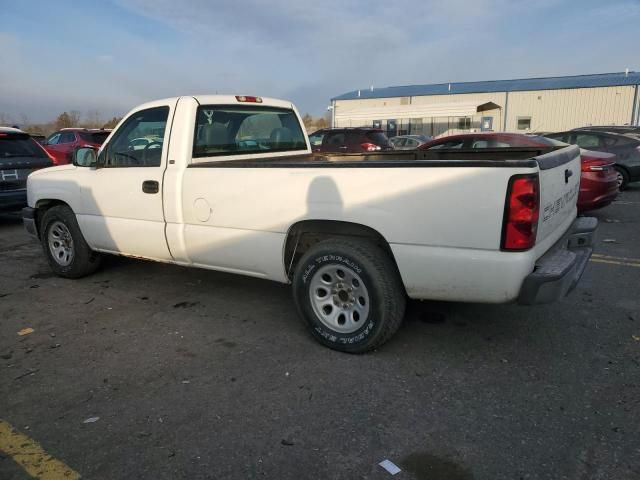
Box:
22;206;38;238
518;216;597;305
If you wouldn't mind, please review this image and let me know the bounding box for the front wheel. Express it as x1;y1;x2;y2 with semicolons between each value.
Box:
292;238;406;353
40;205;102;278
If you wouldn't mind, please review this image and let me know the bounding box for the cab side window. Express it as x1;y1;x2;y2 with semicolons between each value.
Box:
574;134;601;149
46;133;61;145
102;107;169;167
58;132;76;144
428;139;465;149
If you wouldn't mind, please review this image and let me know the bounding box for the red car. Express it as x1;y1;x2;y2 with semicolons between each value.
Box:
44;128;111;165
418;132;618;213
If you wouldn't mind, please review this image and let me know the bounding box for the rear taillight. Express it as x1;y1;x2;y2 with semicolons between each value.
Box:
39;146;57;165
360;142;381;152
581;155;614;172
501;174;539;251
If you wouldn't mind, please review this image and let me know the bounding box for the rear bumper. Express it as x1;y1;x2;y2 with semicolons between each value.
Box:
22;206;38;238
518;216;597;305
0;189;27;212
577;172;618;213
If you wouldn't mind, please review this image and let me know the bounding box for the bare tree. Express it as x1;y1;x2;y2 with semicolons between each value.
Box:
102;116;122;129
69;110;81;126
302;113;313;128
0;112;13;126
84;109;102;128
54;112;74;129
19;113;30;130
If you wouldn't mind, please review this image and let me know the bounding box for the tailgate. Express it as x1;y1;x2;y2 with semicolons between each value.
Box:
1;157;53;191
535;145;581;244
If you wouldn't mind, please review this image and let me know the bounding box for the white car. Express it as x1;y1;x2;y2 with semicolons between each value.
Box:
129;137;163;151
23;94;596;353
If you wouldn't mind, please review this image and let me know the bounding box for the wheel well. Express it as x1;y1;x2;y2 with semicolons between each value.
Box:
283;220;398;279
614;164;630;175
34;200;71;237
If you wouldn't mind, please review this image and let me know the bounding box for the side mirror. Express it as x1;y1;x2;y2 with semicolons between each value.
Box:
73;147;97;167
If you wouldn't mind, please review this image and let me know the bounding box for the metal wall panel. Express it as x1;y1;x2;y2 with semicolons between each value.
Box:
504;86;636;132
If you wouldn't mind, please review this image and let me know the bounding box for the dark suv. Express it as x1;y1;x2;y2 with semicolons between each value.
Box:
1;127;53;212
308;128;394;153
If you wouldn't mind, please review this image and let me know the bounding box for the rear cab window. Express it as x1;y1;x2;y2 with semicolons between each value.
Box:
79;131;110;144
324;132;346;147
365;131;391;147
193;105;307;158
0;133;48;159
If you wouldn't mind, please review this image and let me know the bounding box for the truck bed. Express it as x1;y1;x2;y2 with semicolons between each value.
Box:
189;146;569;170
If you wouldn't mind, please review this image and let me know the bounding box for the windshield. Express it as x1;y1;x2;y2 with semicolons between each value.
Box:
532;135;568;147
0;133;48;158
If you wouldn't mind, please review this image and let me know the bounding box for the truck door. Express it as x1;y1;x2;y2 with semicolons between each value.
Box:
75;101;176;261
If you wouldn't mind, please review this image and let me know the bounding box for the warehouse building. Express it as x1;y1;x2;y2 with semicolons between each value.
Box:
330;71;640;138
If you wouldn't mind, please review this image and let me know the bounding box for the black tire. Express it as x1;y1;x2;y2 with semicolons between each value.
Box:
292;238;406;353
40;205;102;278
614;166;629;191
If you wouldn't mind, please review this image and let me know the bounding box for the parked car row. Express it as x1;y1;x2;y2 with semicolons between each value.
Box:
3;119;636;217
309;123;639;213
308;128;394;153
417;132;619;213
545;129;640;190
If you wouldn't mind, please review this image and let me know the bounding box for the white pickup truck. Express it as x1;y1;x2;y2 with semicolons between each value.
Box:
23;95;596;353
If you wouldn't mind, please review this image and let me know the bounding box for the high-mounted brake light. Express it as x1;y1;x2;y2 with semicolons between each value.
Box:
360;142;381;152
501;174;539;251
235;95;262;103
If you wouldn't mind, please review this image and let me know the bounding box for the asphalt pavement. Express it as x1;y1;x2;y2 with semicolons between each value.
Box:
1;187;639;480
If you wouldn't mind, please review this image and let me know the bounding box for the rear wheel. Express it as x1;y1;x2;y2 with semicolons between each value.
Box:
614;166;629;190
40;205;102;278
292;238;406;353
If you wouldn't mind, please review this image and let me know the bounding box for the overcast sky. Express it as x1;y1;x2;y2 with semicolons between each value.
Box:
1;0;639;123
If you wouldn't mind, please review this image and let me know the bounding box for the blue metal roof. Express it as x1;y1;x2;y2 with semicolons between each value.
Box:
331;72;640;101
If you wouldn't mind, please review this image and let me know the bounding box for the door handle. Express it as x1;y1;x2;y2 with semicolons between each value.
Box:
142;180;159;194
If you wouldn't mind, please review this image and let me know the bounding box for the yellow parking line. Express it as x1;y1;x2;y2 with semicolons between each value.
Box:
592;253;640;263
590;258;640;268
0;419;80;479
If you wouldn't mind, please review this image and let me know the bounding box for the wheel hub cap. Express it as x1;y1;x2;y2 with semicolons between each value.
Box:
48;221;74;267
309;264;370;334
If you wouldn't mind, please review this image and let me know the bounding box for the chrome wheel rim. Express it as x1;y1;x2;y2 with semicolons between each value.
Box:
615;170;624;188
308;264;370;334
48;221;74;266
